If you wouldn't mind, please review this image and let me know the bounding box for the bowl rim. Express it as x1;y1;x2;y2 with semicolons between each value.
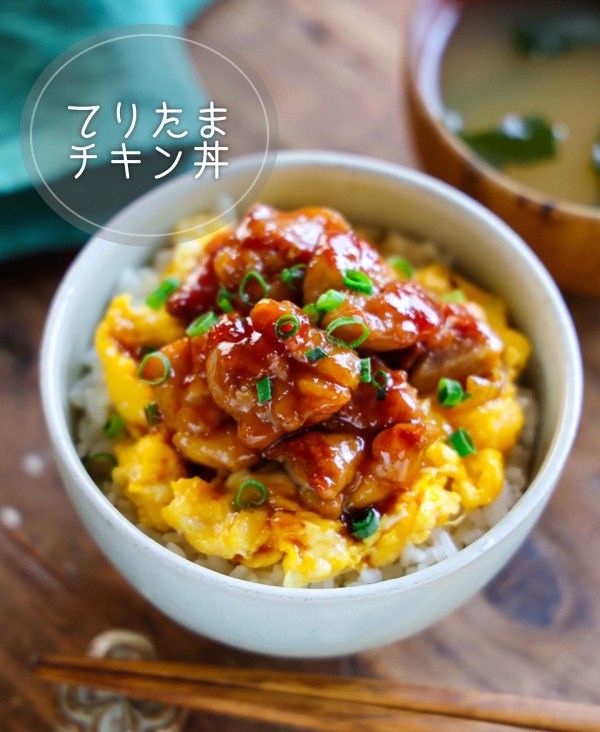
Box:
406;0;600;221
40;149;583;601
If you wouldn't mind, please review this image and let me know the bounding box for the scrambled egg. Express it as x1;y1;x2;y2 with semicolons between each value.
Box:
113;433;185;530
164;214;231;279
162;477;274;562
162;470;362;587
105;423;520;589
96;294;183;427
95;256;530;588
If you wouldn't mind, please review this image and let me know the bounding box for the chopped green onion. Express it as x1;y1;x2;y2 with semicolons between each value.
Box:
281;264;307;287
256;376;272;404
144;401;162;426
342;269;373;295
302;303;321;325
186;311;219;337
233;479;269;510
103;413;125;439
359;357;372;383
305;346;327;363
350;508;381;540
388;255;413;279
460;115;557;168
239;270;269;305
372;369;390;400
372;370;389;390
274;313;300;340
137;351;172;385
216;287;234;313
326;316;370;349
437;377;468;407
448;428;477;457
83;452;116;486
145;276;181;310
316;289;345;312
440;289;466;303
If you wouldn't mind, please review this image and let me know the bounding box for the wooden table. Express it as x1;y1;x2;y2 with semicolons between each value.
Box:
1;1;598;729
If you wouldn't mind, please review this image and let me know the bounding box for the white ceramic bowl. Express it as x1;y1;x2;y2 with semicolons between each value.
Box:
41;151;582;658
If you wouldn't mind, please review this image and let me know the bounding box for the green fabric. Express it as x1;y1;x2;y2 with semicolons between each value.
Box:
0;0;214;259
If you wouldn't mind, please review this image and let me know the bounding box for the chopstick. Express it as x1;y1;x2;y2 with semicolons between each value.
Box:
33;655;600;732
33;662;509;732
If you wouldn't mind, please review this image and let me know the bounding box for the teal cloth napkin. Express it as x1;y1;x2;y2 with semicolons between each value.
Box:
0;0;214;259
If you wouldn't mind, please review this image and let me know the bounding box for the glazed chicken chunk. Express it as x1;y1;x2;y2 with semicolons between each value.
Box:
152;336;258;471
303;228;395;303
406;302;503;393
320;281;442;352
327;362;422;432
167;204;350;320
345;421;439;510
205;300;361;449
267;432;365;518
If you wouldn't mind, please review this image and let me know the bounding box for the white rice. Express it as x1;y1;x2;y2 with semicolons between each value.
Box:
69;233;537;588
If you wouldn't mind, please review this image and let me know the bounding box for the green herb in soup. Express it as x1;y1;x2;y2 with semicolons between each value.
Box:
460;115;557;168
593;132;600;176
514;15;600;57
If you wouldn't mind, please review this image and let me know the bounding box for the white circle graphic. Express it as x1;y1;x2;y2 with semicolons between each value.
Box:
21;27;277;244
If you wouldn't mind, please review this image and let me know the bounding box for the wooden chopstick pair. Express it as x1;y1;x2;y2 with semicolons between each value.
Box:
33;655;600;732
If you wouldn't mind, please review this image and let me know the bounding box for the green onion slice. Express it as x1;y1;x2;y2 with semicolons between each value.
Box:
448;428;477;457
359;357;372;383
145;276;181;310
139;345;157;359
342;269;373;295
437;377;468;407
372;369;390;400
316;289;345;312
216;287;234;313
138;351;172;385
302;303;321;325
440;289;466;303
274;314;300;340
326;316;369;349
186;311;219;337
256;376;272;404
233;479;269;510
144;401;162;426
350;507;381;540
388;255;414;279
103;413;125;439
281;264;307;287
83;452;116;486
239;270;269;305
305;346;327;363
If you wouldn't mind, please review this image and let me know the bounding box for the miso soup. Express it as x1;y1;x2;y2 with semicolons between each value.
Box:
442;0;600;207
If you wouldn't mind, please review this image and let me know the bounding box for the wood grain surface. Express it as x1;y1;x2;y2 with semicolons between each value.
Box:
0;1;598;729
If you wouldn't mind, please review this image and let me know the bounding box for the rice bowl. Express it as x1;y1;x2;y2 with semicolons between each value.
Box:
41;152;581;656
